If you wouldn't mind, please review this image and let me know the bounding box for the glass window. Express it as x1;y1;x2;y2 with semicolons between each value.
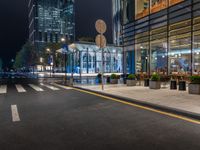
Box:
126;50;135;74
135;0;149;19
135;43;149;74
169;35;191;75
193;31;200;74
151;0;168;14
169;21;192;75
122;0;135;24
150;39;168;74
169;0;184;6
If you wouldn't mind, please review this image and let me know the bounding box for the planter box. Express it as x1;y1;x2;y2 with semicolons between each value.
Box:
170;80;177;90
189;84;200;95
149;81;161;89
178;81;186;91
110;79;118;84
127;80;137;86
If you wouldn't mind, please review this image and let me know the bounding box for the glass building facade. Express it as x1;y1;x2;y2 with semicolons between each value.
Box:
121;0;200;75
112;0;123;46
65;42;123;74
28;0;75;48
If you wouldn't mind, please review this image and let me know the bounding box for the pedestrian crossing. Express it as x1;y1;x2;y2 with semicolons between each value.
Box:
0;85;7;94
0;83;65;94
15;84;26;93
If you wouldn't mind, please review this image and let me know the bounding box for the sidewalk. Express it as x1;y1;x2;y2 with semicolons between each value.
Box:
74;83;200;117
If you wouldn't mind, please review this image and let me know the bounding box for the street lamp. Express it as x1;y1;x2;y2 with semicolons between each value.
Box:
60;37;67;84
39;57;43;72
61;37;66;42
46;48;52;77
70;43;76;82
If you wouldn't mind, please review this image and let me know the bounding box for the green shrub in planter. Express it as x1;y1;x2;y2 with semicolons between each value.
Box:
150;73;161;89
127;74;137;86
189;75;200;95
190;75;200;84
150;73;160;81
127;74;136;80
110;74;117;79
110;74;118;84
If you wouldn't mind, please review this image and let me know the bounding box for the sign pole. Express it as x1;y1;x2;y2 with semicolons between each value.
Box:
101;47;104;90
95;19;107;91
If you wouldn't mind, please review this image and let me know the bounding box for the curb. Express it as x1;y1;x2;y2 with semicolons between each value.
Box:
72;85;200;121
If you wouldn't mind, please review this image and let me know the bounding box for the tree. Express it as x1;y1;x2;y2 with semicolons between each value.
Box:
14;42;37;69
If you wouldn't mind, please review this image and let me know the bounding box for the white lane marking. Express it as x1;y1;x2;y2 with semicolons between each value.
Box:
52;83;73;90
0;85;7;94
15;84;26;93
28;84;44;91
11;105;20;122
40;83;60;91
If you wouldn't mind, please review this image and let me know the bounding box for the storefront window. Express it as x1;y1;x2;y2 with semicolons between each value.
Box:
135;0;149;19
169;35;191;75
193;31;200;74
136;43;149;74
126;50;135;74
150;39;168;74
151;0;168;14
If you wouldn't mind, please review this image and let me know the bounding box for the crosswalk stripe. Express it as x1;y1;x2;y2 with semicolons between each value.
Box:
11;105;20;122
28;84;44;91
15;84;26;93
40;83;60;90
0;85;7;94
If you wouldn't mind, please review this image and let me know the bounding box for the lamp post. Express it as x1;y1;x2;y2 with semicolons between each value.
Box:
61;37;67;84
46;48;52;78
70;43;76;85
39;57;43;72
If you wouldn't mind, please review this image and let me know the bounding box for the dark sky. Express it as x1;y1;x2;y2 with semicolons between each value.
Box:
0;0;28;67
0;0;112;68
75;0;113;43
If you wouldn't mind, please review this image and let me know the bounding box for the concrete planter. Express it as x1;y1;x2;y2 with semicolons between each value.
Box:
149;81;161;89
189;83;200;95
127;80;137;86
110;79;118;84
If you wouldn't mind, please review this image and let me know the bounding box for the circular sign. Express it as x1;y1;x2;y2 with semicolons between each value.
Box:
95;19;107;34
95;34;107;48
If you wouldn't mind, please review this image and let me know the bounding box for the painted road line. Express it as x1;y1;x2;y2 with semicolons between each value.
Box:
15;84;26;93
0;85;7;94
28;84;44;92
11;105;20;122
71;87;200;125
52;83;73;90
40;83;60;91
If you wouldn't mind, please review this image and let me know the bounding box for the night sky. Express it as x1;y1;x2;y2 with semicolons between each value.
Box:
0;0;28;68
75;0;113;43
0;0;112;68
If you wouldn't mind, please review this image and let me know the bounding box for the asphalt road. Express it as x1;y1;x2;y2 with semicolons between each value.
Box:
0;79;200;150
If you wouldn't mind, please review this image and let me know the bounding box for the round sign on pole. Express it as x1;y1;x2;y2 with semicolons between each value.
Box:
95;34;107;48
95;19;107;34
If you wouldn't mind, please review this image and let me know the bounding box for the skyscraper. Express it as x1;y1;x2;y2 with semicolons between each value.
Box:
112;0;123;46
28;0;75;49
